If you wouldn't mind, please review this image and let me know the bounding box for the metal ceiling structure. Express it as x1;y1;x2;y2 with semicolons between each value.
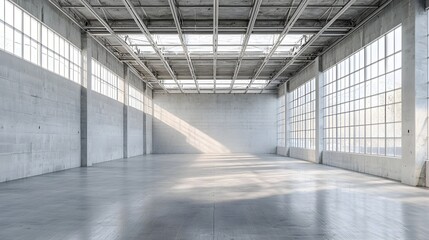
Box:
50;0;391;94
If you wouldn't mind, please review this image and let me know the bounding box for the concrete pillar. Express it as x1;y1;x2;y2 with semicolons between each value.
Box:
401;0;428;186
80;33;93;167
145;87;153;154
123;65;129;159
426;161;429;187
142;83;147;155
284;83;290;157
315;57;324;164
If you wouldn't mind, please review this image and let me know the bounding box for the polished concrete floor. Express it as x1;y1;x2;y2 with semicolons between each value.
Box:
0;154;429;240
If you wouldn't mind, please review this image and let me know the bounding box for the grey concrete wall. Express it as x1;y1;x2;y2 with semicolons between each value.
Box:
277;147;288;156
153;94;277;154
88;93;124;164
287;62;317;92
275;0;420;183
323;151;402;181
289;148;316;163
127;71;145;157
0;51;81;182
87;41;125;164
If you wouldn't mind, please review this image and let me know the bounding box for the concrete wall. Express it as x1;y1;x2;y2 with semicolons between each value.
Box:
324;151;402;181
127;70;145;157
289;148;316;163
0;51;81;182
153;94;277;154
276;0;427;185
288;62;317;91
88;93;124;164
87;42;125;164
320;0;420;183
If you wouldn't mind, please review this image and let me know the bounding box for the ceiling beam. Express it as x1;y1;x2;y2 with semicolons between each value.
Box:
230;0;263;93
244;0;310;93
52;0;159;90
83;19;354;35
261;0;357;93
270;0;394;94
168;0;200;93
121;0;183;93
213;0;219;93
61;4;379;9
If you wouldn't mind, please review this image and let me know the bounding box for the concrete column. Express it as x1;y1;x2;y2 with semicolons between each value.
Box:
142;83;147;155
315;57;324;164
284;83;290;157
145;87;153;154
123;65;129;159
401;0;428;186
80;33;93;167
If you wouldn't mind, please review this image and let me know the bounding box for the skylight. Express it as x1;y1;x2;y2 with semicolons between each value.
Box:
218;35;243;45
120;33;311;93
154;34;181;45
185;35;212;45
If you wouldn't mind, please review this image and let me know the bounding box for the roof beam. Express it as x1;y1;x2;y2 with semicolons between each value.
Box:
121;0;183;93
61;4;379;9
229;0;263;93
168;0;200;93
66;0;162;91
213;0;219;93
272;0;394;93
244;0;310;93
261;0;357;93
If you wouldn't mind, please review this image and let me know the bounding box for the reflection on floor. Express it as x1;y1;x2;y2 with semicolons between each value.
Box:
0;154;428;240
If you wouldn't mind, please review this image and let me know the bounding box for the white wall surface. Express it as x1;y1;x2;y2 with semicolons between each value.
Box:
153;94;277;154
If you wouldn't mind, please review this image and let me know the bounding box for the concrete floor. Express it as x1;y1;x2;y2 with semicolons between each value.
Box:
0;154;428;240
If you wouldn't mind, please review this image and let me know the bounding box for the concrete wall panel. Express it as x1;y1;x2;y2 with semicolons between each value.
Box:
153;94;277;154
0;51;81;182
323;151;402;181
289;148;316;163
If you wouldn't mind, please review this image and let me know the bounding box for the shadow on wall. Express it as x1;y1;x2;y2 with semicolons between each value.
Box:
153;104;230;153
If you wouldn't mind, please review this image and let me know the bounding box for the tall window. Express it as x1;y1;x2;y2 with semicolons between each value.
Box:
91;59;124;103
0;0;81;84
322;25;402;157
129;85;144;111
289;78;316;149
277;93;285;147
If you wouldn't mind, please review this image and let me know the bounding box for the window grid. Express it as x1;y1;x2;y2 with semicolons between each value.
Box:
277;94;285;147
144;95;153;116
322;25;402;157
288;79;316;149
129;85;144;111
91;59;125;103
0;0;81;84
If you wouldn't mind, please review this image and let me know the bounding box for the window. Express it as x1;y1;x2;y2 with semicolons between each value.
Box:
0;0;81;84
144;94;153;116
322;25;402;157
289;78;316;149
129;85;144;111
277;92;286;147
91;59;124;103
